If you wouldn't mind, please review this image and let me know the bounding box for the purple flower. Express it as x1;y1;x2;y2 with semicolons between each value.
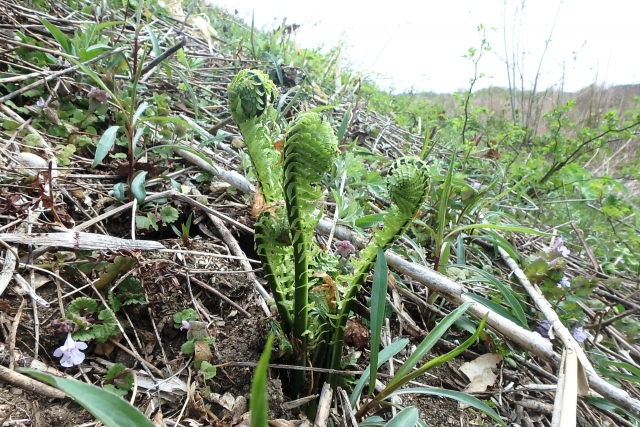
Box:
334;240;356;258
53;333;88;367
544;237;570;257
51;319;73;333
536;320;551;339
180;320;191;331
36;98;46;108
572;327;588;343
557;276;571;288
87;87;110;103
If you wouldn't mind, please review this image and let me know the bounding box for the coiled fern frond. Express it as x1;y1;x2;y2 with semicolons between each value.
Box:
328;156;430;384
227;70;283;203
227;69;277;125
387;156;431;215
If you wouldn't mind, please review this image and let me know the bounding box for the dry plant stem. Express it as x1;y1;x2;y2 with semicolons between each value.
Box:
497;246;594;373
0;245;17;296
189;187;270;306
181;275;250;317
560;350;579;426
0;232;164;252
551;350;566;427
70;190;252;234
8;298;25;370
338;387;359;427
570;222;600;272
174;148;254;195
0;365;66;399
314;382;333;427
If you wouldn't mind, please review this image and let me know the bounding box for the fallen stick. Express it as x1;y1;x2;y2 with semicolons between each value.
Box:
0;365;66;399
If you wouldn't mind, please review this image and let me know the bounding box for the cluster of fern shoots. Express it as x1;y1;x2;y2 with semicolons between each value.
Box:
227;70;430;397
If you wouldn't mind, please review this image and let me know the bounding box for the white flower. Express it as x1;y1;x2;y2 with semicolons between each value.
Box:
53;333;88;367
557;276;571;288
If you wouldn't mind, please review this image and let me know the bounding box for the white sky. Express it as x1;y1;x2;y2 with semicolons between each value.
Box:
215;0;640;94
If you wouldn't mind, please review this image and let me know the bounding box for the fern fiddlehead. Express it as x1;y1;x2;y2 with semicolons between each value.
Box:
227;70;283;203
283;112;338;395
227;71;294;332
327;156;430;386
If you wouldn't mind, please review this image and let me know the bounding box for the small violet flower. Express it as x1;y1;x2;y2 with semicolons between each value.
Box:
87;87;110;103
535;320;551;339
557;276;571;288
180;320;191;331
51;319;74;333
53;333;87;367
334;240;356;258
36;98;46;108
544;237;570;257
572;327;589;343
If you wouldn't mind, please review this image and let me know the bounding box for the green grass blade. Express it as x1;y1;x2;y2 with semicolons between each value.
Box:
337;104;352;142
480;230;521;262
386;301;473;390
465;293;524;327
444;223;550;242
251;334;274;427
397;314;488;386
40;18;74;55
389;388;506;427
456;264;528;328
19;368;155;427
369;246;388;394
350;338;409;408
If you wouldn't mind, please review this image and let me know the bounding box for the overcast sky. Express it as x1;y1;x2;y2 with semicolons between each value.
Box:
214;0;639;94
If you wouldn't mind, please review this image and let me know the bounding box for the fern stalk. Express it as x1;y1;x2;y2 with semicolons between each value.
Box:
282;112;338;396
327;157;430;388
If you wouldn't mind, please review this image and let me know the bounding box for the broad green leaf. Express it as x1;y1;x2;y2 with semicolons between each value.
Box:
355;213;385;228
599;360;640;379
369;247;388;394
480;230;521;262
251;334;274;427
390;388;506;426
79;44;112;62
350;338;409;408
599;360;640;386
95;256;136;289
456;233;466;265
92;126;120;168
384;406;418;427
170;66;198;120
130;171;147;204
113;182;125;201
19;368;155;427
387;302;473;390
160;206;179;224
